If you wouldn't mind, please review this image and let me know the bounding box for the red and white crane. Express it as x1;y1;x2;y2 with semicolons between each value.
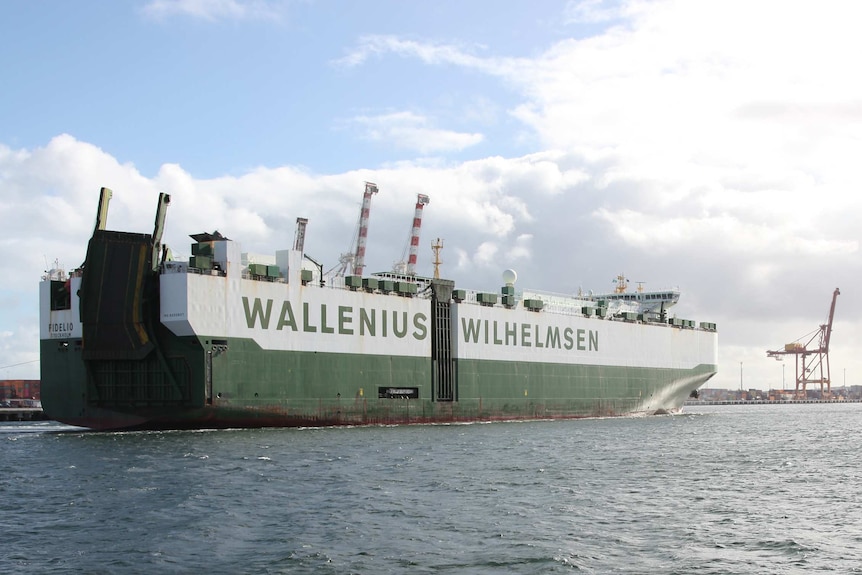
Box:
767;287;840;398
394;194;430;275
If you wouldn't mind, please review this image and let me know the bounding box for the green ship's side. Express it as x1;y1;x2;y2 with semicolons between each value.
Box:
40;189;718;431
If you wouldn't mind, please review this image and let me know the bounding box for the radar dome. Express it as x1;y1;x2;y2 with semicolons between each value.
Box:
502;269;517;286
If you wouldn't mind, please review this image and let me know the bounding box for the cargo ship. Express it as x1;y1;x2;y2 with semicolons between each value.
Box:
40;188;717;431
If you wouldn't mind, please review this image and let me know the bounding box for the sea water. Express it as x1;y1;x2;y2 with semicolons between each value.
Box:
2;403;861;574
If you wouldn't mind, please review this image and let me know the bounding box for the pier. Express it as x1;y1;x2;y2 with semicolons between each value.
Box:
0;407;47;422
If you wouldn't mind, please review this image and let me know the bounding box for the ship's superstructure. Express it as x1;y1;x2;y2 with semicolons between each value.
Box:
587;274;680;314
40;188;717;431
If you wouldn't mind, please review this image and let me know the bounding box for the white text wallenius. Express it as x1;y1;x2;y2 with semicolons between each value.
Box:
242;297;599;351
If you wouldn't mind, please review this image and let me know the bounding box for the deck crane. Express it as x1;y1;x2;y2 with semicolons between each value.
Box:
767;288;840;398
393;194;430;275
330;182;379;277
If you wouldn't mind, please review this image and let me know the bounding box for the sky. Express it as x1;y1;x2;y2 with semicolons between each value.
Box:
2;0;861;391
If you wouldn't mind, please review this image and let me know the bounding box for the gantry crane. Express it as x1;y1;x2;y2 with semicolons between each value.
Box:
767;288;840;398
393;193;430;275
330;182;379;277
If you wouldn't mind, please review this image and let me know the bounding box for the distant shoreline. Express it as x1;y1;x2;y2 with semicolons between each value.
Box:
685;398;862;406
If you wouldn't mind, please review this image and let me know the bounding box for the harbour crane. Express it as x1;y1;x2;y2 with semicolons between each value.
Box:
393;193;430;275
767;288;840;398
330;182;379;277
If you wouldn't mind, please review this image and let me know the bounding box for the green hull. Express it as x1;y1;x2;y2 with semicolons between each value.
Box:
41;334;715;430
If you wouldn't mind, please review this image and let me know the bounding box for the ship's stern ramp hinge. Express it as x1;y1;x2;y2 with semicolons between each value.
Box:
79;230;190;406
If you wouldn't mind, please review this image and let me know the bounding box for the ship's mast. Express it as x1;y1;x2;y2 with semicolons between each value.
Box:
432;238;443;279
614;273;629;293
352;182;378;277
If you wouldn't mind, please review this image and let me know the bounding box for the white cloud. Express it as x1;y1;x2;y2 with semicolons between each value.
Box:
510;234;533;261
349;111;484;154
472;241;499;268
593;208;859;258
334;35;489;69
